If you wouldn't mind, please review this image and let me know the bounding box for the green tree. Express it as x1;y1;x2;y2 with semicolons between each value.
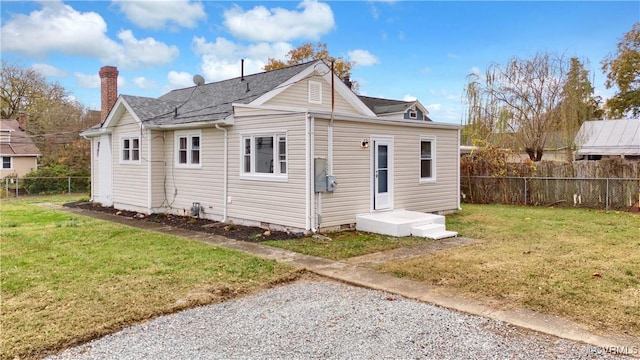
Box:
558;57;598;161
264;42;358;92
1;60;98;173
601;22;640;118
464;52;567;161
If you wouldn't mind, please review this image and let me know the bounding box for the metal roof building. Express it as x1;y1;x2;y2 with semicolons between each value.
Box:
574;119;640;159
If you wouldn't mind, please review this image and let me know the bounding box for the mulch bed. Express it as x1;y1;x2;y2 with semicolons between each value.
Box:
64;201;305;242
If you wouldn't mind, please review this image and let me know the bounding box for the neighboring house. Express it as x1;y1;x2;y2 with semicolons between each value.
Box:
0;115;41;177
574;119;640;160
82;61;460;235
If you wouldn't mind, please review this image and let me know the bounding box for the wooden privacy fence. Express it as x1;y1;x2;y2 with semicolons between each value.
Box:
461;158;640;210
461;176;639;210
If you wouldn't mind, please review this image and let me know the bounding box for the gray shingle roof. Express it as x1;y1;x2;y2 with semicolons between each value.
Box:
358;95;413;115
122;61;315;126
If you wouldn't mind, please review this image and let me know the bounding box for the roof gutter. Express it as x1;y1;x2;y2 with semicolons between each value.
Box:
143;119;230;130
307;111;461;130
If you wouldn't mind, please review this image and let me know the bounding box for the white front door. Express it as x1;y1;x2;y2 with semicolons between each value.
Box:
373;137;393;210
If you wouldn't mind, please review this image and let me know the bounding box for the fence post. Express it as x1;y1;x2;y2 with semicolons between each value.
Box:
524;178;528;205
68;177;71;196
4;178;8;199
605;178;609;211
15;177;19;198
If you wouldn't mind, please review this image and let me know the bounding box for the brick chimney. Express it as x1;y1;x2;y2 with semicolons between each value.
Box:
17;113;27;131
99;66;118;124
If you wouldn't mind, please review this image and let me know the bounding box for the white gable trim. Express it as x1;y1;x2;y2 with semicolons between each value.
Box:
101;96;143;129
250;61;377;117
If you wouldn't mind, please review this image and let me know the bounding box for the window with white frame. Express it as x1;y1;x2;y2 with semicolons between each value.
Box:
175;130;201;167
420;137;435;180
121;135;140;163
242;133;287;177
2;156;11;169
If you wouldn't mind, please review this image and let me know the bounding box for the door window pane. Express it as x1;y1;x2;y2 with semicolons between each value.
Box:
378;169;388;193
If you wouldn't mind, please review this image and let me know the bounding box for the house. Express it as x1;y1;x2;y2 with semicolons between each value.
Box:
574;119;640;160
82;61;460;237
0;115;41;177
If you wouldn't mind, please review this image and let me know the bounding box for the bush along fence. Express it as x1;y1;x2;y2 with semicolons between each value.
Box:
461;152;640;211
2;176;90;198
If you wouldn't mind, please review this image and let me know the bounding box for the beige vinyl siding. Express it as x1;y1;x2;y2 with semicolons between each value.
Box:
111;113;148;211
0;156;37;178
227;107;307;229
265;74;362;115
315;118;459;228
160;128;225;218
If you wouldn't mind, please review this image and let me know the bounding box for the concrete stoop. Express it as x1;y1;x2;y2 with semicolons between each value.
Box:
356;209;458;239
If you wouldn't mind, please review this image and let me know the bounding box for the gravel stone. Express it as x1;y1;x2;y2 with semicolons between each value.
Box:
46;281;631;360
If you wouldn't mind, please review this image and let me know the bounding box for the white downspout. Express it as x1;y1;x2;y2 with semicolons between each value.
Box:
306;112;317;233
215;124;228;222
147;128;152;210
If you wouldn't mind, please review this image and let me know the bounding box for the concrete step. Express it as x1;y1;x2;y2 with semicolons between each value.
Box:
356;209;446;237
411;223;458;240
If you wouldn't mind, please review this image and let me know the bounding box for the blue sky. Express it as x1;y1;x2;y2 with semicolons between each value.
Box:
2;1;638;124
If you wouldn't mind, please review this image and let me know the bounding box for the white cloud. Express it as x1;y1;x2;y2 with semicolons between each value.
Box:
223;0;335;42
192;36;291;81
347;49;379;67
114;0;206;30
426;103;442;111
0;1;120;58
75;72;125;89
32;64;67;77
470;66;481;76
134;77;158;90
429;89;459;101
75;73;100;89
114;30;179;68
403;94;417;102
0;2;179;70
447;53;459;59
167;71;195;90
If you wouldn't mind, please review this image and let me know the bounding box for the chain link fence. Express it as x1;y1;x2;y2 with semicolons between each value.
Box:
2;176;90;198
461;176;640;211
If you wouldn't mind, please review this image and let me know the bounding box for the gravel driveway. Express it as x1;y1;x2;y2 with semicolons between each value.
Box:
47;280;629;360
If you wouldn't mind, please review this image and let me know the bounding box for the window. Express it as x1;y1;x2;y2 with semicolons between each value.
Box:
420;138;435;180
175;131;201;167
408;109;417;119
121;135;140;163
2;156;11;169
242;133;287;178
308;80;322;104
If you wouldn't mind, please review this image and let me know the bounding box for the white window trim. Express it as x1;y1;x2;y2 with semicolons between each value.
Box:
408;109;418;119
308;80;322;104
240;132;288;182
119;134;141;164
2;156;12;169
419;136;436;183
175;130;202;168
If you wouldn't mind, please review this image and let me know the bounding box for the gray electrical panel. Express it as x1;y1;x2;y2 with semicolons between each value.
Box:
327;175;337;192
314;158;327;192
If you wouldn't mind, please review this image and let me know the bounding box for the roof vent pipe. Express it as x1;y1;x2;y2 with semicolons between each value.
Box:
241;59;244;81
174;107;178;118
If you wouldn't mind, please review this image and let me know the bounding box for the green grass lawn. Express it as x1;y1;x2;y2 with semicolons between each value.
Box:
264;231;433;260
0;196;296;359
381;204;640;338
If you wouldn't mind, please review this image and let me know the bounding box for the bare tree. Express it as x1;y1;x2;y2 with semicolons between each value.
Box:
464;52;568;161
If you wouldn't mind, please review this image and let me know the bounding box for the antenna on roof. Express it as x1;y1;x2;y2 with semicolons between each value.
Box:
193;74;204;86
241;59;245;81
